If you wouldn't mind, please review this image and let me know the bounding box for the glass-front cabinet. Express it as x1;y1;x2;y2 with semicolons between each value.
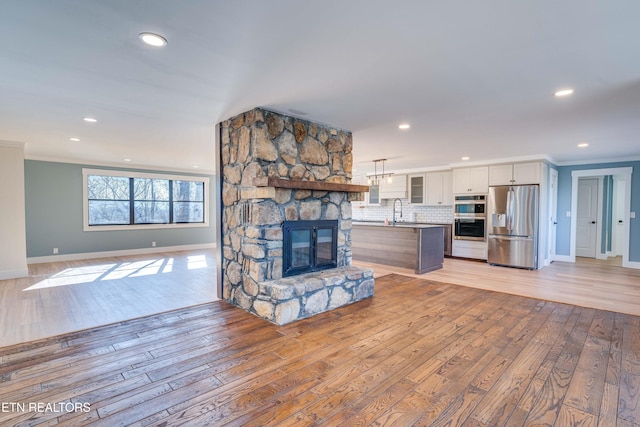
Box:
410;171;453;206
409;174;425;204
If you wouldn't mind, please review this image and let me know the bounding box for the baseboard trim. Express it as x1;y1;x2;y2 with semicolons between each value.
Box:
0;267;29;280
553;255;574;263
27;243;216;264
623;260;640;269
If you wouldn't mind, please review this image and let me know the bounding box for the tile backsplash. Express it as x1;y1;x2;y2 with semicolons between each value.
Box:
352;198;453;224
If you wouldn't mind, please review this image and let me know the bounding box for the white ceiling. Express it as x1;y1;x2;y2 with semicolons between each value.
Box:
2;1;640;175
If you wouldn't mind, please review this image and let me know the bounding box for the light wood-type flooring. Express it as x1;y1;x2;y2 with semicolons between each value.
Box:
354;256;640;317
3;250;639;349
0;250;217;347
1;273;639;426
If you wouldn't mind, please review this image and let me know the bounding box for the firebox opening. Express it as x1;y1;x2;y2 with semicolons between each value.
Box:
282;220;338;277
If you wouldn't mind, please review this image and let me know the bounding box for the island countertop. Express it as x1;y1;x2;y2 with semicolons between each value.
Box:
351;223;445;274
352;221;447;229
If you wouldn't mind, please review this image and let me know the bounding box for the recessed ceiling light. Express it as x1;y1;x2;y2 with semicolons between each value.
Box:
124;158;131;162
193;165;199;169
139;32;167;47
398;123;410;130
69;138;80;142
461;156;470;161
577;142;589;148
83;117;97;123
554;88;574;97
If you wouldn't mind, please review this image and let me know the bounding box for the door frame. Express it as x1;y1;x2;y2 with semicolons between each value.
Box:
548;169;558;264
570;167;632;267
612;176;626;256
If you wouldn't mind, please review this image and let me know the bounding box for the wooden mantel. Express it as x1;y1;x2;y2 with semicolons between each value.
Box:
254;177;369;193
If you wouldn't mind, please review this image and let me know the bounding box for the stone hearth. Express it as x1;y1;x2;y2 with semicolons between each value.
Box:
219;107;374;324
256;266;374;325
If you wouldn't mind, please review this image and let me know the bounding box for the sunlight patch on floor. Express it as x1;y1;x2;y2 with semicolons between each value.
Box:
187;255;208;270
23;256;205;291
23;264;116;290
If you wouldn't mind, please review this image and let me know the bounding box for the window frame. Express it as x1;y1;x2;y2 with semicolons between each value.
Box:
83;168;209;231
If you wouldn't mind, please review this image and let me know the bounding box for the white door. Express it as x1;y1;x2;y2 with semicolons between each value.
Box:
549;169;558;261
576;178;599;258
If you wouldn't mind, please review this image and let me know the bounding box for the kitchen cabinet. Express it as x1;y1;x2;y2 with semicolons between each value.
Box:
350;174;380;205
379;174;407;199
452;239;487;260
489;162;541;186
408;174;425;204
352;223;445;273
368;184;380;204
452;167;489;194
426;171;453;205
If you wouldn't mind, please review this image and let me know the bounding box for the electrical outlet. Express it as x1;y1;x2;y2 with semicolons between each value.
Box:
151;241;157;247
53;248;58;254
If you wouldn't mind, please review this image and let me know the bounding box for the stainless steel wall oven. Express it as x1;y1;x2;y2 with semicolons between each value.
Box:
454;194;487;241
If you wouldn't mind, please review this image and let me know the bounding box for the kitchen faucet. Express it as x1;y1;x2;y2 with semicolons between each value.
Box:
392;198;403;226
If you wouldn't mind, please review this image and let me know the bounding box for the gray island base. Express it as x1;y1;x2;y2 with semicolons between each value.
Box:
352;223;445;274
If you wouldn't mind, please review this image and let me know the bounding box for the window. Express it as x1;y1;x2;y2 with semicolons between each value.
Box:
83;169;208;231
87;175;130;225
134;178;170;224
173;180;204;223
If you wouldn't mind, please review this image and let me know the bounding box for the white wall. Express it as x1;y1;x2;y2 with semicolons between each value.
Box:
0;142;28;279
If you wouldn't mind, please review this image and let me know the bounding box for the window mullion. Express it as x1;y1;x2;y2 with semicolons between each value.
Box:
129;178;135;225
169;180;174;224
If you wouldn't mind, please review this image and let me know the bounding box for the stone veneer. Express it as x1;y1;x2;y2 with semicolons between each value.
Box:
220;107;373;324
257;266;374;325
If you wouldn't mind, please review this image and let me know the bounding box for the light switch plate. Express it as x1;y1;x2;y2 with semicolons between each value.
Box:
631;212;636;219
566;211;571;217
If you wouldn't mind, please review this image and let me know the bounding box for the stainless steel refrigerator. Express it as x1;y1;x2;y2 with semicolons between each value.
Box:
488;185;539;269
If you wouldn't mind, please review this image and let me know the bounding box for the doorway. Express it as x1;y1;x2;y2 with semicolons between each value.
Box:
570;167;633;267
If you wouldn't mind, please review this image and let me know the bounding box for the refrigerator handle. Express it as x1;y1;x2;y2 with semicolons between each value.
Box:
506;187;513;233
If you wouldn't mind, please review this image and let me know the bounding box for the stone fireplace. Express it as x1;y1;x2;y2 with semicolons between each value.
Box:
219;107;374;325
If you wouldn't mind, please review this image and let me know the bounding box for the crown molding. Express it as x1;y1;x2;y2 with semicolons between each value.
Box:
0;140;26;149
24;154;216;175
554;155;640;166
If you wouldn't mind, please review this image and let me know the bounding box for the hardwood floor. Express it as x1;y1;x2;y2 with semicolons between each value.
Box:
1;274;639;426
354;256;640;316
0;250;217;347
3;249;638;348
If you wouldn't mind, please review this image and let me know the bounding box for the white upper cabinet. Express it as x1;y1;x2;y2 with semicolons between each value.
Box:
408;174;425;204
452;167;489;194
426;171;453;205
488;164;513;186
489;162;541;186
379;174;407;199
350;174;367;206
513;162;541;184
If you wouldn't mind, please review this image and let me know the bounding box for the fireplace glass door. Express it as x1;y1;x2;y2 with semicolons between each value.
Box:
291;228;312;269
283;220;338;277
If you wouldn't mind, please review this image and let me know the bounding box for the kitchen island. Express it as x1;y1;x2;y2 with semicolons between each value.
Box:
352;222;445;274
